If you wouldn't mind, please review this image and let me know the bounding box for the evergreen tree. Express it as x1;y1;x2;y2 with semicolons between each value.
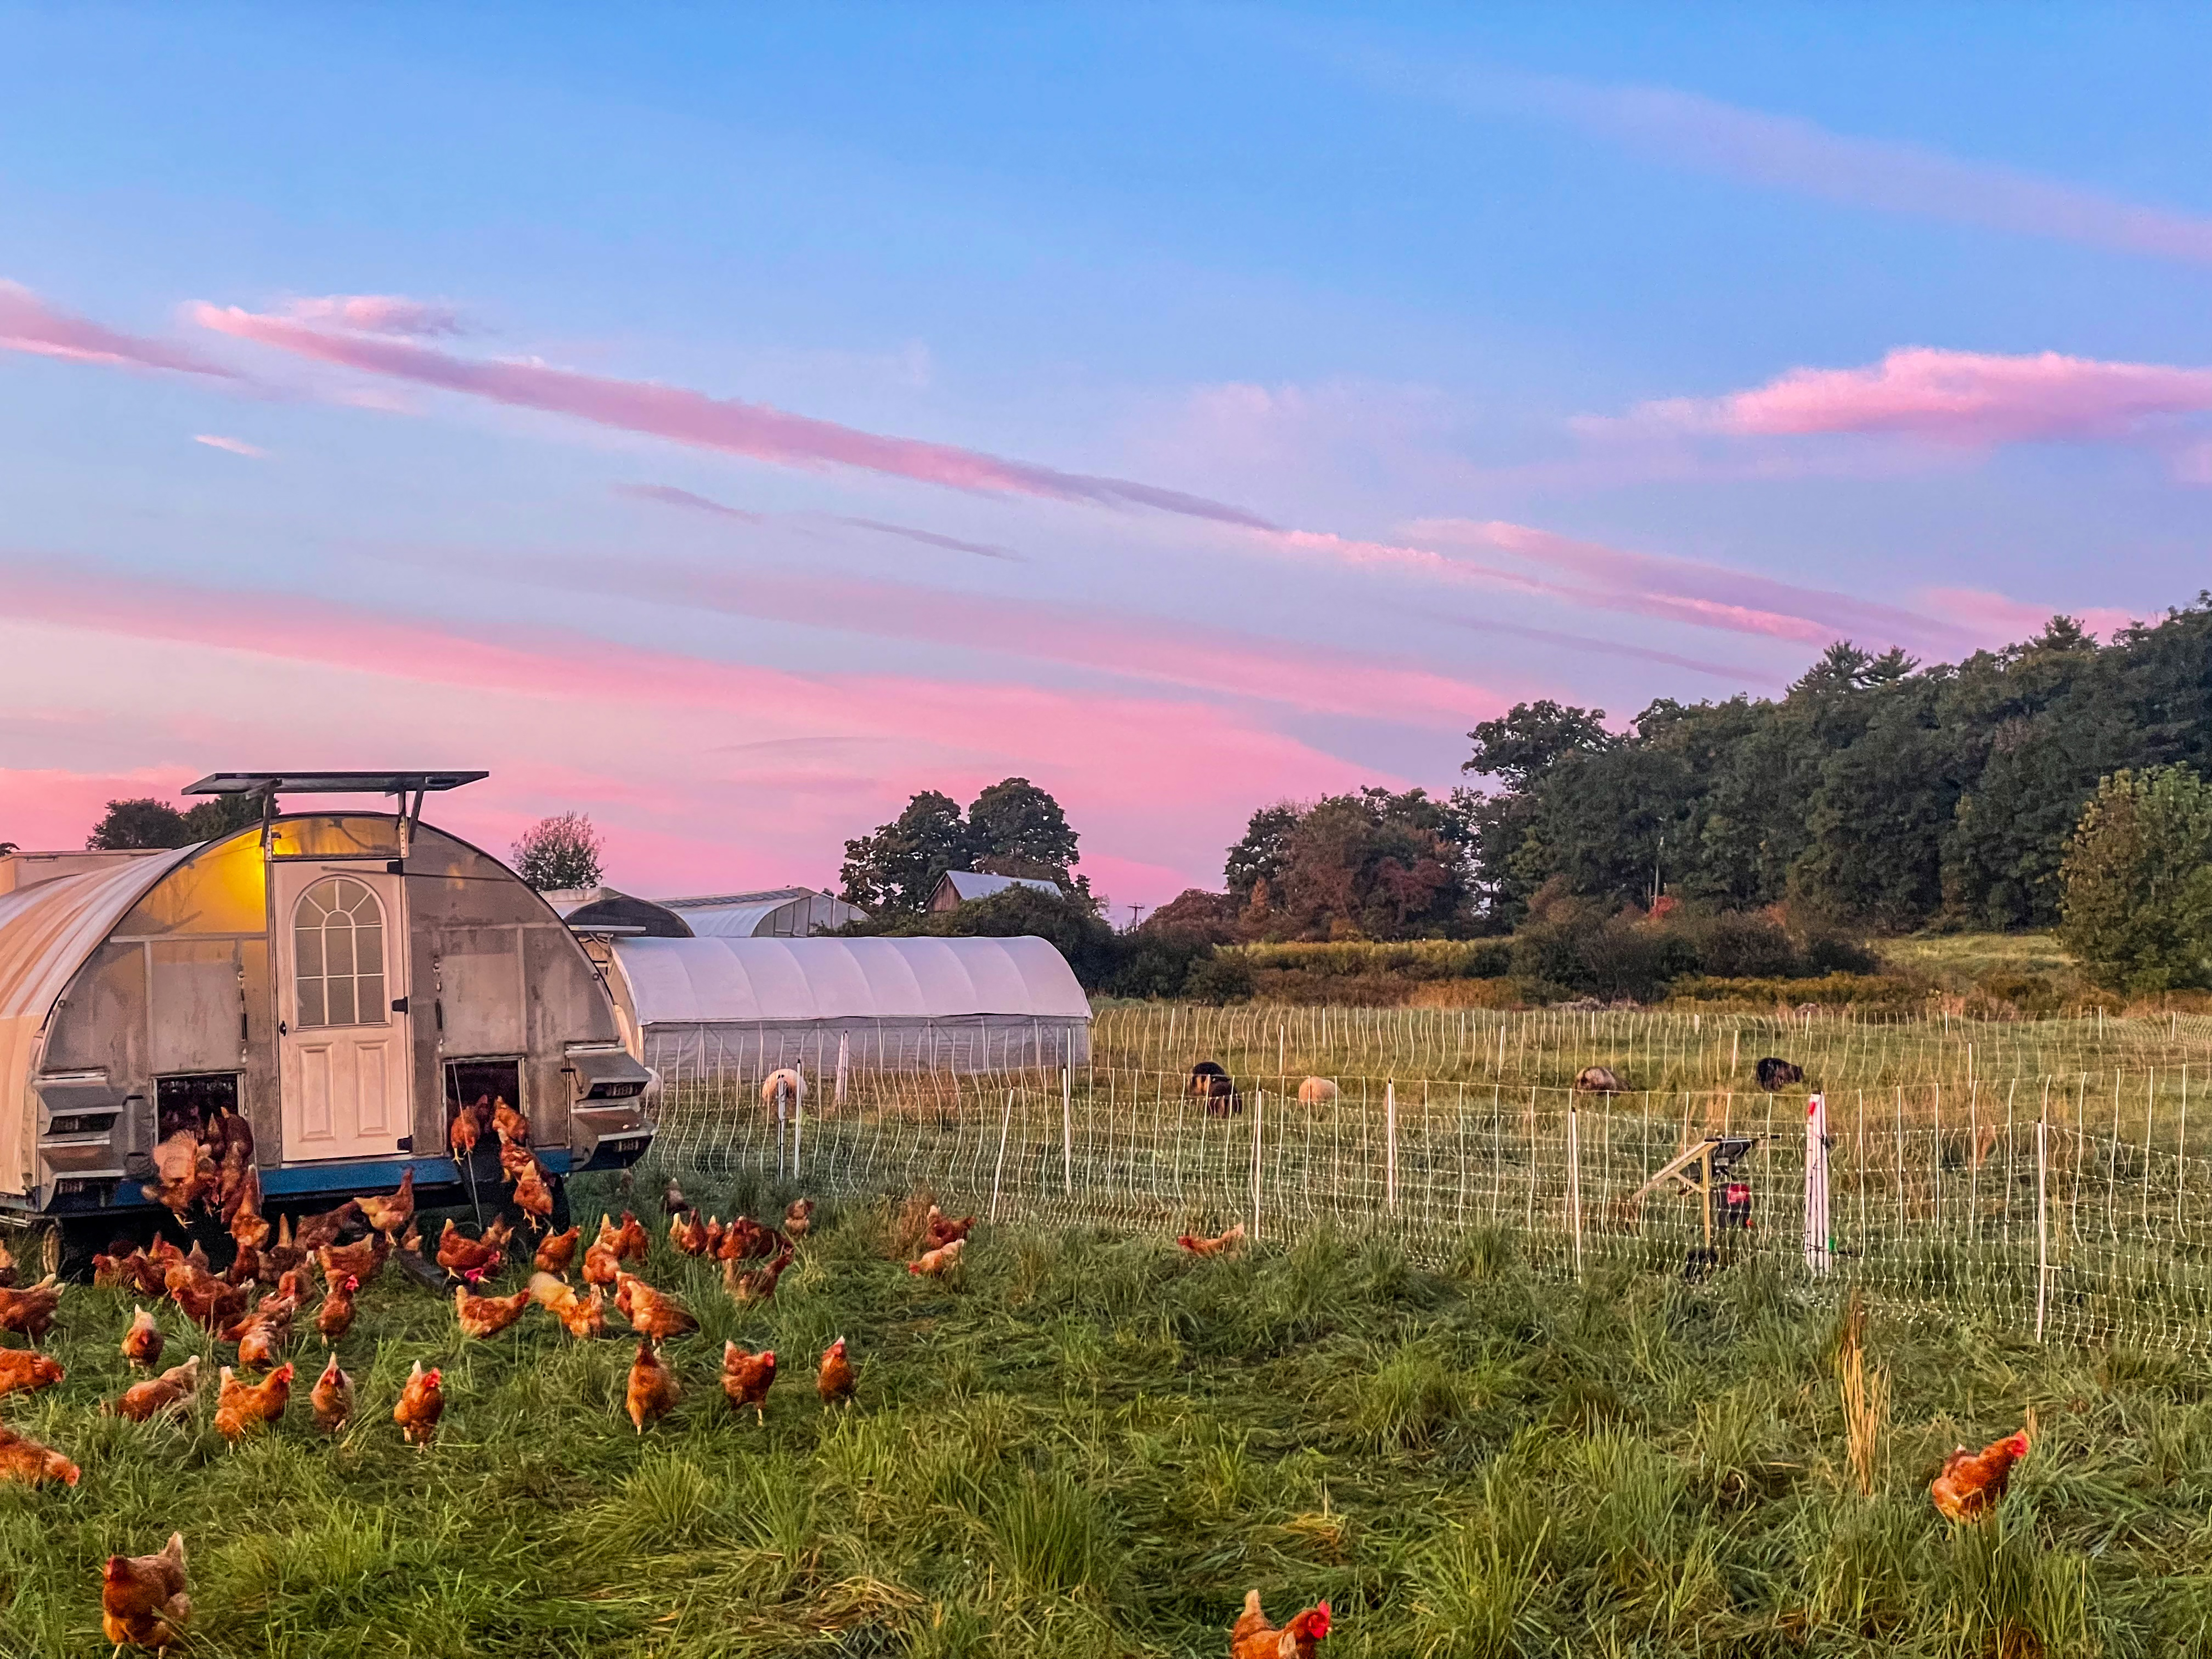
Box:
2058;766;2212;992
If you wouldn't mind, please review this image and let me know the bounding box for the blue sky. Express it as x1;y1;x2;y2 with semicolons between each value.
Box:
4;6;2207;907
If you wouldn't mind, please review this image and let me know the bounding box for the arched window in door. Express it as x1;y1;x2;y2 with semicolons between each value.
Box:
294;876;387;1028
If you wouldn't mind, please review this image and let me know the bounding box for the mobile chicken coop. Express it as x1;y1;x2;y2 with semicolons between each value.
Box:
0;771;653;1263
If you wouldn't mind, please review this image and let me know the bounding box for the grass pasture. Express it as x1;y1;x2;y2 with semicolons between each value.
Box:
4;1176;2212;1656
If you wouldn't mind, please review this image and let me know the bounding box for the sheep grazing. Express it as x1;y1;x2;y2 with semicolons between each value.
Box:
1573;1066;1626;1095
1755;1057;1805;1092
1297;1076;1339;1106
1187;1061;1243;1118
760;1069;806;1115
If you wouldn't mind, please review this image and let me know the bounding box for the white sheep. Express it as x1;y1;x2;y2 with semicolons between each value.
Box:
760;1068;807;1114
1297;1076;1339;1105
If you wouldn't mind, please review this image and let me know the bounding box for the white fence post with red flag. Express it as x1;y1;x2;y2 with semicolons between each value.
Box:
1804;1092;1832;1277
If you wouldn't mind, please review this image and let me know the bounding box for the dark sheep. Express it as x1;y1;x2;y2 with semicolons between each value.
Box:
1188;1061;1244;1118
1755;1057;1805;1092
1573;1066;1625;1095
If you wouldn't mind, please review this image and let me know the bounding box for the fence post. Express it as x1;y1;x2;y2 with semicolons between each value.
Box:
1251;1087;1264;1242
989;1090;1014;1224
835;1033;848;1106
1061;1066;1073;1197
2035;1114;2050;1342
792;1079;803;1177
1803;1092;1831;1277
1566;1106;1583;1278
1386;1081;1399;1215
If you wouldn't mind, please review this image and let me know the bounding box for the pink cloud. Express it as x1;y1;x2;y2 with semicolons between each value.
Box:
1483;74;2212;267
191;303;1276;529
1918;587;2140;646
0;280;239;378
280;294;468;336
1247;520;1967;655
194;434;268;458
424;549;1511;728
1642;347;2212;445
0;561;1394;904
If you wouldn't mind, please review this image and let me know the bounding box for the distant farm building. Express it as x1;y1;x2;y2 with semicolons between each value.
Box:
929;871;1062;912
545;885;866;940
662;887;867;937
586;935;1092;1081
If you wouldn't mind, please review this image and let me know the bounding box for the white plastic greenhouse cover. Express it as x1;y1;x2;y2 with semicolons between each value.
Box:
0;847;197;1189
611;935;1089;1026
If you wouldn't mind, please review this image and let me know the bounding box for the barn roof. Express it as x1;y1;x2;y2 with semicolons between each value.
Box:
936;871;1062;903
610;935;1089;1025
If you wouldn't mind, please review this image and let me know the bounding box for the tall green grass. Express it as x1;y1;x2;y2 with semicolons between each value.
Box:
1;1174;2208;1655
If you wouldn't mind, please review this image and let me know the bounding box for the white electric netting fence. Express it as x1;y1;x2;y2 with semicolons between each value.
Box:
640;1044;2212;1358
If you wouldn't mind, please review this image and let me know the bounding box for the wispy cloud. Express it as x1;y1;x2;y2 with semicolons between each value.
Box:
612;482;763;520
1624;347;2212;448
827;517;1024;562
1412;65;2212;267
191;303;1277;529
0;280;240;378
279;294;469;337
1918;586;2141;646
193;433;268;458
394;547;1512;727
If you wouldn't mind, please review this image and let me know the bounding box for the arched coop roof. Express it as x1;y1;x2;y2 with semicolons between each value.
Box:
0;847;199;1178
609;935;1089;1027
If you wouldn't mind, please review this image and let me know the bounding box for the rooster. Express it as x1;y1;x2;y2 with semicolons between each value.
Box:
0;1275;63;1343
435;1219;506;1280
492;1097;529;1147
1230;1591;1331;1659
783;1198;815;1240
512;1160;556;1226
818;1336;855;1407
582;1220;624;1288
229;1169;272;1252
318;1235;390;1291
455;1282;532;1339
356;1168;417;1241
214;1362;293;1441
533;1225;581;1274
528;1271;607;1340
0;1423;78;1486
614;1271;699;1342
721;1343;777;1425
626;1339;679;1433
311;1354;354;1435
907;1239;964;1278
316;1274;361;1345
142;1129;216;1219
110;1356;201;1424
922;1206;975;1250
1177;1223;1246;1259
0;1349;64;1399
724;1245;794;1306
122;1306;165;1369
101;1531;190;1653
1932;1427;2031;1523
394;1360;444;1447
669;1211;714;1258
717;1215;777;1262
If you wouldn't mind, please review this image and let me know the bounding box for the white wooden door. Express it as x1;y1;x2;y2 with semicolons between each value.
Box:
273;863;410;1161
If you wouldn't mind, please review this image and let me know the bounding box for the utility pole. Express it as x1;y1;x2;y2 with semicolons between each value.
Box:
1128;904;1147;930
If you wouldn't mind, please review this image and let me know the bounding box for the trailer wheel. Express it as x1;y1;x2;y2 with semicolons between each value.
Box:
3;1220;93;1282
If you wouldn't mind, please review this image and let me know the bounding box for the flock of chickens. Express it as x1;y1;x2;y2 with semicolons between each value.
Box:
0;1077;2037;1658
